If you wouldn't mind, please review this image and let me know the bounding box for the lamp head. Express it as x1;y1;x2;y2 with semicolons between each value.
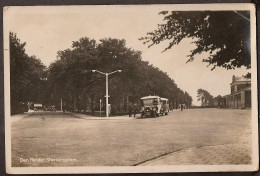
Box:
92;70;96;72
118;70;122;73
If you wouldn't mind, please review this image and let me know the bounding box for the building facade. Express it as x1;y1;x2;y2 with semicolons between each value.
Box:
222;75;251;109
213;95;226;108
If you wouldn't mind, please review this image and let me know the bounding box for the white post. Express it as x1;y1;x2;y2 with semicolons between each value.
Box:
61;98;62;111
100;99;102;117
106;73;109;117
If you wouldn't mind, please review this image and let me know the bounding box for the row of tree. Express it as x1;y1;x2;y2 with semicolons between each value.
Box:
10;32;47;114
10;10;251;115
10;32;193;115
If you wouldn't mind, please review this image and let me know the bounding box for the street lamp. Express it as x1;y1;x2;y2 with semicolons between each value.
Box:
92;69;122;117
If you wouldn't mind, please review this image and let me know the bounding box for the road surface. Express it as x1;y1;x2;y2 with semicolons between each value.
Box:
11;109;251;166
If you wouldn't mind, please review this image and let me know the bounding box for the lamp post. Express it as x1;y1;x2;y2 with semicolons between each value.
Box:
92;69;122;117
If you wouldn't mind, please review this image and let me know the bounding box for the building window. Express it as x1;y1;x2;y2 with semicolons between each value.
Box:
231;86;235;94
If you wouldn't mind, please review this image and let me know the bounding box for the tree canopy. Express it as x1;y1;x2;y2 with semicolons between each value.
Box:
10;33;193;115
140;11;251;70
197;88;213;107
48;37;193;114
10;32;47;114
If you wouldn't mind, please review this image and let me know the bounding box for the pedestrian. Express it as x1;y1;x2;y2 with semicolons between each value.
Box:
128;105;132;117
63;105;66;114
133;107;137;117
181;104;183;111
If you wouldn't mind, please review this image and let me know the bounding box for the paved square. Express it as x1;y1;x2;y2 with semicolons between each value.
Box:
11;109;251;166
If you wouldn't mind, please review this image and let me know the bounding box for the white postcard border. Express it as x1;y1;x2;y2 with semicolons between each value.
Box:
4;3;258;174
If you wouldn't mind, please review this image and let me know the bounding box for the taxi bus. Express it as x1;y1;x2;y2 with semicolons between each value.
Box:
160;98;169;115
140;96;169;118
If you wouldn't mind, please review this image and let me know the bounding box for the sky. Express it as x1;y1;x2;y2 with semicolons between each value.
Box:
4;5;250;106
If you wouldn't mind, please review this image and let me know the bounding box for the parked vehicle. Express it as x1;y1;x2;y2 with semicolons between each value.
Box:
160;98;169;115
140;96;169;118
44;106;56;112
34;104;43;111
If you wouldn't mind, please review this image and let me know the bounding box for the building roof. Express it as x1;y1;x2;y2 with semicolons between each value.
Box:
213;95;223;100
231;75;251;85
141;96;160;100
160;98;168;101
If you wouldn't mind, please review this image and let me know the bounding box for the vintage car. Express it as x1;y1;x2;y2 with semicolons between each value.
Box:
140;96;169;118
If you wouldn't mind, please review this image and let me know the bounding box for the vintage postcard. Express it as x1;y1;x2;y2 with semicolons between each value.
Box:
4;3;258;174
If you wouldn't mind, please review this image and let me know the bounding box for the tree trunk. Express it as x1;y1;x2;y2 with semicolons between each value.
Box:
73;94;76;112
124;96;127;112
90;96;95;115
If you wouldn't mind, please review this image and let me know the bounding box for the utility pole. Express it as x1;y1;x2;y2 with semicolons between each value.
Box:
100;99;102;117
106;73;109;117
61;98;62;111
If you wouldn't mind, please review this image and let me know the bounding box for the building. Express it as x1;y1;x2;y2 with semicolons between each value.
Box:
223;75;251;109
213;95;226;108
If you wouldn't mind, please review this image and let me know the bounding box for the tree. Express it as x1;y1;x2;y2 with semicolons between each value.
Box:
10;32;47;114
197;89;213;107
140;11;250;70
48;37;98;112
48;36;193;114
184;91;192;108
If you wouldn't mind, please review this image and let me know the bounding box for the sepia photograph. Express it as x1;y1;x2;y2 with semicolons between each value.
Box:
3;4;258;174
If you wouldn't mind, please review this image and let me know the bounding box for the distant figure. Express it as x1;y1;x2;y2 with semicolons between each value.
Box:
128;106;132;117
63;105;66;114
108;104;111;116
133;107;137;117
181;104;183;111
